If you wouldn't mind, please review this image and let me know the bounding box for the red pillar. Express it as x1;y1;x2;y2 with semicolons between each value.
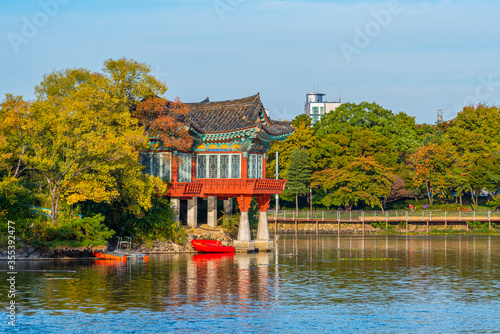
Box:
256;195;271;212
171;153;178;183
192;153;197;181
262;154;266;179
241;153;248;179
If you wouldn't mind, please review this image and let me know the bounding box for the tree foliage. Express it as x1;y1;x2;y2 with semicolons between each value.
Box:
266;114;314;179
311;156;393;210
282;148;312;213
135;96;193;151
0;58;171;227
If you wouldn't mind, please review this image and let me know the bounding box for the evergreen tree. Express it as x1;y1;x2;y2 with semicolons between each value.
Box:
283;148;312;214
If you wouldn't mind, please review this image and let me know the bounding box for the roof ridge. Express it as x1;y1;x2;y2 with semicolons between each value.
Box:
186;93;259;106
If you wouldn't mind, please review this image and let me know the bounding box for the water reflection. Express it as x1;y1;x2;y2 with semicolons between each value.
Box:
1;235;500;333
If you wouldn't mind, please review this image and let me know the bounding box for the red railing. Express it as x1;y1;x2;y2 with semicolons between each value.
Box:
166;178;287;197
255;179;286;191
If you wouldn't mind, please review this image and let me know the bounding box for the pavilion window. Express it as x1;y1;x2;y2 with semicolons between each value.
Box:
220;155;229;178
197;154;207;179
140;151;171;181
209;155;218;178
196;153;241;179
231;155;240;178
178;153;192;182
247;154;262;179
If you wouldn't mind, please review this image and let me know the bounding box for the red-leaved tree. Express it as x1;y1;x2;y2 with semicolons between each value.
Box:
135;97;193;151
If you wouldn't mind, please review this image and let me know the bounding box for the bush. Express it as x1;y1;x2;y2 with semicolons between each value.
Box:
467;221;497;233
126;196;186;244
36;214;114;247
218;213;240;238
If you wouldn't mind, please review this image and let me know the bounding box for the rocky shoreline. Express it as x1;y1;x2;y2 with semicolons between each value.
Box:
0;224;234;260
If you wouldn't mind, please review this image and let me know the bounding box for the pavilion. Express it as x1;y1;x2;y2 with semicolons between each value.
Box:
141;93;294;252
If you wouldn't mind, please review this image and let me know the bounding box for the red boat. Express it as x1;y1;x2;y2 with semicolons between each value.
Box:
191;239;235;253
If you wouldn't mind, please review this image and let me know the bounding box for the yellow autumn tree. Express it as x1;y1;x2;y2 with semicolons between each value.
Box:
408;141;455;206
10;63;167;223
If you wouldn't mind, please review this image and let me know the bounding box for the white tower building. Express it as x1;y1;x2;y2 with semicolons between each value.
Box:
304;93;341;125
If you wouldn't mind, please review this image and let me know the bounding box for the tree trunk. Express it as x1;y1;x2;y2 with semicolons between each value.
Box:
460;196;462;206
50;193;60;225
49;181;61;225
295;193;298;217
425;181;433;206
473;189;479;211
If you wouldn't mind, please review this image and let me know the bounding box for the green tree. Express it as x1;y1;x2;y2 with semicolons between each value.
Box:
314;101;418;162
311;156;393;211
266;114;313;179
282;148;312;214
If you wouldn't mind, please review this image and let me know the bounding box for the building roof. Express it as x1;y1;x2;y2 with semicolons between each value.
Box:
185;93;294;137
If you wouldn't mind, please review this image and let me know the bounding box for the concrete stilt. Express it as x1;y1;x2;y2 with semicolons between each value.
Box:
255;211;273;251
171;197;180;222
187;198;198;228
223;198;233;215
233;196;255;252
207;196;217;228
255;195;273;252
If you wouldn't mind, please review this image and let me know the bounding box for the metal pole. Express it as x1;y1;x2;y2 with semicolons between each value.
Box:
275;151;279;215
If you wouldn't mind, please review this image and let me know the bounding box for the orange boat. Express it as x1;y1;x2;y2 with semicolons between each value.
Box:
93;250;149;262
191;239;235;253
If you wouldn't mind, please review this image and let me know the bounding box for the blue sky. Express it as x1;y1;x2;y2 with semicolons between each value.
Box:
1;0;499;124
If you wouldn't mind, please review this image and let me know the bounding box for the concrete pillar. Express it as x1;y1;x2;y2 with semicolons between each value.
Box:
171;197;180;222
255;195;273;252
257;211;269;240
238;212;251;240
207;196;217;228
223;198;233;215
233;196;255;252
187;198;197;228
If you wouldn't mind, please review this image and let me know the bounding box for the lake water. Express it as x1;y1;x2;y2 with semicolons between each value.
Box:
2;235;500;333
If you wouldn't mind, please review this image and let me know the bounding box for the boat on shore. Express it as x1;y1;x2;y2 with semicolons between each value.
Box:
191;239;235;253
93;250;149;262
93;236;149;262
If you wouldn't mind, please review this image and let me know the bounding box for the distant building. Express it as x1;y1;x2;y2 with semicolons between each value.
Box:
304;93;341;125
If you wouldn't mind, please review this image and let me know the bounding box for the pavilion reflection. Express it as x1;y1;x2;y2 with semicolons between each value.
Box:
183;252;273;308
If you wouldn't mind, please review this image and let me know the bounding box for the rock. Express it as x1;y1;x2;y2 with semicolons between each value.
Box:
28;251;41;259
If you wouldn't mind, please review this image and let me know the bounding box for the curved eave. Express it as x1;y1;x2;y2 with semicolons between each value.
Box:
190;126;259;142
256;130;293;143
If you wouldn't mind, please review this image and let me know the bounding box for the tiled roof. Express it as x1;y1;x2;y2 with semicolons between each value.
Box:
185;93;294;137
